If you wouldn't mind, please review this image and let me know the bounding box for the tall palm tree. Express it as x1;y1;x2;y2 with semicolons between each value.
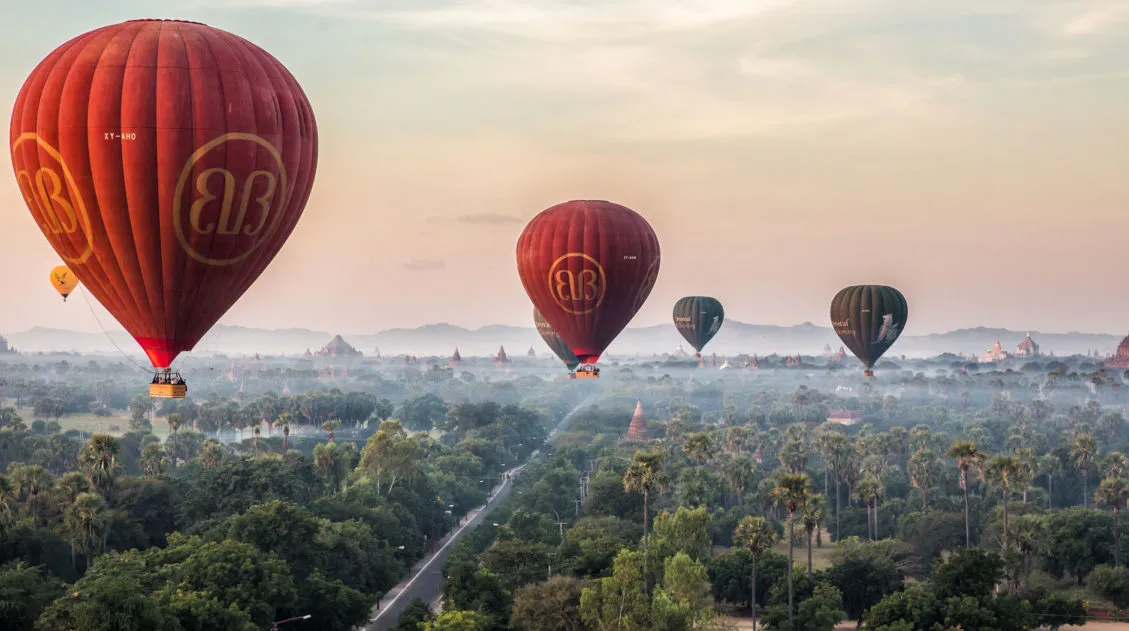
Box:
10;464;53;525
1039;453;1061;509
734;515;777;631
985;454;1021;556
1070;432;1097;508
1095;476;1129;566
908;448;941;511
826;434;852;541
1012;515;1046;594
623;450;669;593
724;455;756;509
1103;452;1129;480
0;475;15;534
853;477;883;541
946;440;984;547
138;443;168;478
64;492;109;569
78;434;120;500
771;472;811;627
802;494;826;574
166;412;182;470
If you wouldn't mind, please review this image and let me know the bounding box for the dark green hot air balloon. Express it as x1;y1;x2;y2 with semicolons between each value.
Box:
830;285;908;377
672;296;725;358
534;308;581;375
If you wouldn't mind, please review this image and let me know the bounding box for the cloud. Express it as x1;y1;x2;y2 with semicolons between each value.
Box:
1063;5;1129;37
403;259;446;271
455;213;522;224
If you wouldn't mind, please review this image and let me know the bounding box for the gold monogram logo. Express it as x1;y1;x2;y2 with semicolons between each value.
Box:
548;253;606;315
173;133;288;266
11;133;94;264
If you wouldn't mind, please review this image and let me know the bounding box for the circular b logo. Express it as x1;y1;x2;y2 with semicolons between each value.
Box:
11;133;94;264
173;133;288;266
548;253;606;315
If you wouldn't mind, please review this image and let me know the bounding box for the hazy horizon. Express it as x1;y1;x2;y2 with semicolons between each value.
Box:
3;0;1128;338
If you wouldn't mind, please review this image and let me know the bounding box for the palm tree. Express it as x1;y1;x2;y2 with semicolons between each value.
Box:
853;477;883;541
724;455;756;509
322;420;341;443
64;492;109;569
138;443;168;478
771;472;811;627
10;464;53;525
1039;453;1061;509
802;494;826;574
734;515;777;631
985;454;1021;556
0;475;15;534
946;440;984;547
623;450;669;593
826;434;852;541
683;433;716;465
908;448;941;511
1103;452;1129;480
1070;432;1097;508
166;412;182;469
1095;476;1129;566
1012;515;1046;594
78;434;120;500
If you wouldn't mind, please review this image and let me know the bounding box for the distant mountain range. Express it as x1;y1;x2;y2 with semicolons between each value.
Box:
3;322;1125;360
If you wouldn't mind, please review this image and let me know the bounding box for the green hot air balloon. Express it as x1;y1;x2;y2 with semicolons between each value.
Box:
534;308;581;376
673;297;725;358
830;285;908;377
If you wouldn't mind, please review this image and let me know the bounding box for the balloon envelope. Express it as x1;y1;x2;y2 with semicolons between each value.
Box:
534;307;580;371
830;285;908;375
11;19;318;368
672;296;724;355
516;200;660;364
50;265;78;298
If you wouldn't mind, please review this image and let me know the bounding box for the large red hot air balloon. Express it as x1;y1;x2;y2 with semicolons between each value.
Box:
10;19;317;393
516;200;660;377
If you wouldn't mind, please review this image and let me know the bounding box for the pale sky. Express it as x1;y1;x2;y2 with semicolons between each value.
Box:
2;0;1129;336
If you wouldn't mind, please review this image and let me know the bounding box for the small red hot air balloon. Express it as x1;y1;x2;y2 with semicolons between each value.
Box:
516;200;660;378
10;19;318;397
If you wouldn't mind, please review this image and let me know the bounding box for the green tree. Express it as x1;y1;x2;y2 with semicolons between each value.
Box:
622;450;668;593
579;550;651;631
1071;432;1097;508
946;440;983;547
78;434;120;500
734;516;777;630
511;576;587;631
0;561;64;629
1095;475;1129;566
771;472;812;626
426;610;490;631
63;492;110;569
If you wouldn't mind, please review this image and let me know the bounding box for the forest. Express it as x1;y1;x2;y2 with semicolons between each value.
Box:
1;351;1127;630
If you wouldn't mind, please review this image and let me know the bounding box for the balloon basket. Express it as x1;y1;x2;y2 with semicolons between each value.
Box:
150;383;187;398
575;372;599;379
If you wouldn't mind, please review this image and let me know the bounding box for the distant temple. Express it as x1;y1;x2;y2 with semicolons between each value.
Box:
827;409;863;426
447;347;462;368
822;343;833;356
979;339;1009;364
626;399;648;441
785;354;803;368
830;346;846;363
314;335;362;358
745;354;759;369
0;335;16;354
719;357;731;370
494;345;510;366
527;346;536;359
1106;335;1129;368
1014;332;1040;358
674;343;689;358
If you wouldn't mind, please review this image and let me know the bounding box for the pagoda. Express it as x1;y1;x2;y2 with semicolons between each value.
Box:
745;354;759;369
527;346;536;359
315;335;362;358
979;339;1008;364
447;347;462;368
1106;334;1129;368
494;345;510;366
626;399;648;441
1015;332;1040;358
831;346;846;362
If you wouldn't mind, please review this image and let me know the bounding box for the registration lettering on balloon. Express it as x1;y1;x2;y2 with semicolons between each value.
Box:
10;133;94;264
173;133;289;266
548;253;606;314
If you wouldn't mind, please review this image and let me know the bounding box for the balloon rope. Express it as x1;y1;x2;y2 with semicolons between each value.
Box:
78;286;151;374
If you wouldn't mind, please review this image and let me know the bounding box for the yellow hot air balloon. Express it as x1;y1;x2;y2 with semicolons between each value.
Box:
50;265;79;302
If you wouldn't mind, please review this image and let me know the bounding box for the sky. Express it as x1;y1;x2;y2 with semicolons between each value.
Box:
1;0;1128;336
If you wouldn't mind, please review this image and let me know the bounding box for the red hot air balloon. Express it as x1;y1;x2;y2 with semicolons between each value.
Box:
10;19;317;395
516;200;660;377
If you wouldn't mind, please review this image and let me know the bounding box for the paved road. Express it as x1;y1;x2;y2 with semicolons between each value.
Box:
364;464;526;630
361;392;598;630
